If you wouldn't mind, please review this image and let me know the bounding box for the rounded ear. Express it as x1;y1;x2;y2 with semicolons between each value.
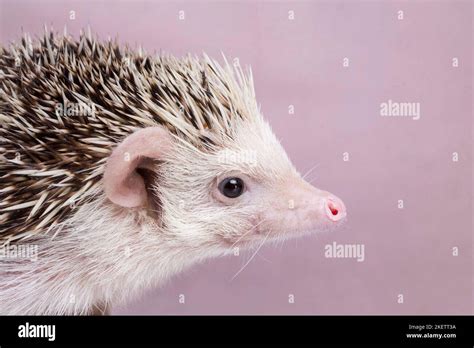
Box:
103;127;173;208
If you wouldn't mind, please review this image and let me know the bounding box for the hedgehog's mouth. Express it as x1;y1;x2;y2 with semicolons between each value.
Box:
261;220;346;242
221;217;347;251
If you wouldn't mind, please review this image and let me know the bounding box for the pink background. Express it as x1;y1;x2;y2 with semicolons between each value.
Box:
1;0;472;314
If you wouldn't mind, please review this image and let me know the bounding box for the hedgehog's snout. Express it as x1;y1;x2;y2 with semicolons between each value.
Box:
301;186;347;225
324;196;346;222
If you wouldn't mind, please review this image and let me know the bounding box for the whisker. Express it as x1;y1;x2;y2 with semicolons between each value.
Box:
302;163;321;180
229;231;269;282
307;175;319;185
229;218;267;250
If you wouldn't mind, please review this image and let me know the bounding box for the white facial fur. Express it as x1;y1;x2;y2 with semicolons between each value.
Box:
157;114;345;253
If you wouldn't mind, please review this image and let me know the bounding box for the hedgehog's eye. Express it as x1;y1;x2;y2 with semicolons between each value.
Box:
218;177;245;198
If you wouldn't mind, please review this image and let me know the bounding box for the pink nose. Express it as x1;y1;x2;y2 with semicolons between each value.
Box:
324;196;346;221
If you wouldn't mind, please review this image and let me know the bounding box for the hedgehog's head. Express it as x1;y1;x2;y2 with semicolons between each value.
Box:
103;58;346;253
103;121;346;254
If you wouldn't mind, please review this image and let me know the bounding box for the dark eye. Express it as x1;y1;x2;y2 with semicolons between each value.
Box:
218;177;245;198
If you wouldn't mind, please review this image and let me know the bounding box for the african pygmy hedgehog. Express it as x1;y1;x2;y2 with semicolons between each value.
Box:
0;28;346;315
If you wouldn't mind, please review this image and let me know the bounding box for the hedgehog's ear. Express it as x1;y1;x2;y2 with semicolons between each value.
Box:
103;127;173;208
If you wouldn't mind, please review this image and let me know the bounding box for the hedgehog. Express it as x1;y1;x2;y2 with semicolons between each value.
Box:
0;28;347;315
